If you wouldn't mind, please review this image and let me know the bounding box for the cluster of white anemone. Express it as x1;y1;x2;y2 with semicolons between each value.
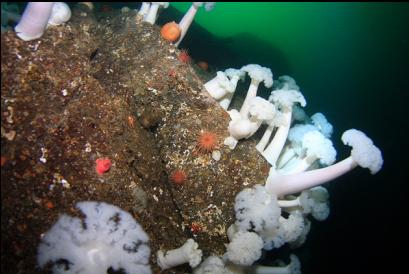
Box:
202;65;383;272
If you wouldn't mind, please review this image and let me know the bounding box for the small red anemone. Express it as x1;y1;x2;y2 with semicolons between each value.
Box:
95;158;111;175
190;222;202;234
178;49;191;63
170;169;187;185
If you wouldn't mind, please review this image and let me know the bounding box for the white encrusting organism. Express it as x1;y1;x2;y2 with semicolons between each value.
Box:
223;135;239;150
157;239;202;270
37;201;151;274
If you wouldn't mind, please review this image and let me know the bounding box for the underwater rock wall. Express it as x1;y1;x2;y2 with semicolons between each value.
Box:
1;5;268;274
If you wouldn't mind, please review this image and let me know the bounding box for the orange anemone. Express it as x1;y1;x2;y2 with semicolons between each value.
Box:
197;61;209;71
161;21;181;42
197;131;218;153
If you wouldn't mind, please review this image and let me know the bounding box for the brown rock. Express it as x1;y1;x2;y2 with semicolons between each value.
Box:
1;5;269;274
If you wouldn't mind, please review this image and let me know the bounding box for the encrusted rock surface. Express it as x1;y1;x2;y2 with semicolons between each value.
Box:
1;5;269;273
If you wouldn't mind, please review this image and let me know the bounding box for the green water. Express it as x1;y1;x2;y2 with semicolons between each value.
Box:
167;2;408;150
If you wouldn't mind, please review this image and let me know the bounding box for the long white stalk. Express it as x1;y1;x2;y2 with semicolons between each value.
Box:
219;75;240;110
278;156;317;175
15;2;54;41
266;156;357;197
276;146;296;169
175;4;199;47
239;79;260;117
261;110;292;166
256;122;275;152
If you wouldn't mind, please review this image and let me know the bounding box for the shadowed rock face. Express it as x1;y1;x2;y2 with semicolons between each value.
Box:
1;5;268;273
